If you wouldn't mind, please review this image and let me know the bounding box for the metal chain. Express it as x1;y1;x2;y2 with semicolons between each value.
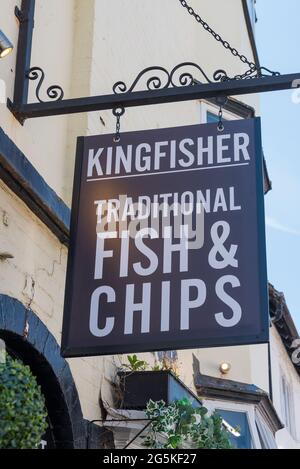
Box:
112;106;125;142
216;96;228;132
115;114;121;139
217;106;224;132
178;0;257;72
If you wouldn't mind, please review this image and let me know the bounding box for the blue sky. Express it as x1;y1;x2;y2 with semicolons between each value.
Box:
255;0;300;329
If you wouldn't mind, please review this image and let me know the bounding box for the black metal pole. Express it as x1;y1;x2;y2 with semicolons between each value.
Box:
8;72;300;123
123;420;152;450
13;0;35;106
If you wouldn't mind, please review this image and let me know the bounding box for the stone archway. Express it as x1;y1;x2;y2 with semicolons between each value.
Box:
0;294;86;449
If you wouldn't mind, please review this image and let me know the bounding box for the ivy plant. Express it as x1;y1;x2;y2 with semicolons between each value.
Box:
144;398;234;449
0;355;48;449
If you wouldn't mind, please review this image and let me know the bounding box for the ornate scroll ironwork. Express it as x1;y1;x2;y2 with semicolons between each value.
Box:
113;62;280;94
26;67;64;103
214;66;281;82
113;62;213;94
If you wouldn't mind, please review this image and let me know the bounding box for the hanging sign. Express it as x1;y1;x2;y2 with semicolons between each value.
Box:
61;118;269;357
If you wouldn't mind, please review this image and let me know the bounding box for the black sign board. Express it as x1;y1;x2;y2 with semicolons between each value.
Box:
62;118;269;357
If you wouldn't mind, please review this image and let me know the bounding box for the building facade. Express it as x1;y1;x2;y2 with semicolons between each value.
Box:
0;0;299;449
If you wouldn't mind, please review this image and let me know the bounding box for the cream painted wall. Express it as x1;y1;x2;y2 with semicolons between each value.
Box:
0;179;122;420
0;0;271;424
0;0;260;202
0;0;75;202
270;326;300;449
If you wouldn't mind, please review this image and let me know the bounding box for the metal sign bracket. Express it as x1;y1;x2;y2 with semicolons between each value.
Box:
7;0;300;125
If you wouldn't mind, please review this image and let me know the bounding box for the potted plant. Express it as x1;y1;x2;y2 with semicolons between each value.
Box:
117;355;201;410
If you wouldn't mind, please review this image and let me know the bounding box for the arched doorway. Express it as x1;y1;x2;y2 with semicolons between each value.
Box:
0;294;86;449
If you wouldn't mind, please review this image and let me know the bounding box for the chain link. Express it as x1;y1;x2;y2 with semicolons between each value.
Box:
179;0;257;72
116;115;121;137
113;106;125;143
216;96;227;132
217;106;224;132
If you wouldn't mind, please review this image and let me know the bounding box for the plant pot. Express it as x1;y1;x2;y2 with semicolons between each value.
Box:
117;370;201;410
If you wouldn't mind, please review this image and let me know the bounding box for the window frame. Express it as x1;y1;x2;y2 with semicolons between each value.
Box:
255;409;278;449
203;399;262;449
200;101;242;124
280;371;296;438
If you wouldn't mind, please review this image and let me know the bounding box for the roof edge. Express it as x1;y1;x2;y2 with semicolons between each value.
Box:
269;284;300;378
195;372;283;434
241;0;260;68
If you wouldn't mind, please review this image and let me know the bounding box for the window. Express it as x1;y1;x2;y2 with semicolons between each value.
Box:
203;400;274;449
280;374;295;437
200;102;239;125
156;350;178;362
207;111;220;124
217;409;252;449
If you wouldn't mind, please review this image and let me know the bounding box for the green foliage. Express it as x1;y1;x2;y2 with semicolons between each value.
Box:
122;354;180;376
0;355;48;449
150;357;180;377
122;354;148;372
151;364;161;372
144;398;233;449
